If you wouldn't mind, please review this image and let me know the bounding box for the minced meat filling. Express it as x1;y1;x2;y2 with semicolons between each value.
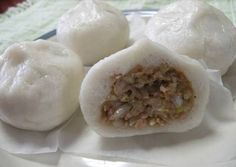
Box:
101;63;195;128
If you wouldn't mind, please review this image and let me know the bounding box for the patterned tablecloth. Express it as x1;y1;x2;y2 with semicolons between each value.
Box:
0;0;236;54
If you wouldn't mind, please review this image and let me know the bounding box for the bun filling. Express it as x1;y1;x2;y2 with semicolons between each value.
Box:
101;63;195;128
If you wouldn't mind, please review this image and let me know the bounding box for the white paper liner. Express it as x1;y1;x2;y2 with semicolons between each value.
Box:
0;119;61;154
223;59;236;99
58;69;236;166
57;153;236;167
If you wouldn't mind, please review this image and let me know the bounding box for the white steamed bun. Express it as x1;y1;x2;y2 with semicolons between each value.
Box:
80;39;209;137
57;0;129;65
146;0;236;75
0;40;84;131
126;14;147;45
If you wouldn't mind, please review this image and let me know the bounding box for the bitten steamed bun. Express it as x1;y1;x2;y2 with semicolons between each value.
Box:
80;39;209;137
146;0;236;75
57;0;129;65
0;40;84;131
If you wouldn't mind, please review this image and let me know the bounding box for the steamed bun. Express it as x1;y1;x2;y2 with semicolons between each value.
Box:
146;0;236;75
0;40;84;131
126;14;147;45
80;39;209;137
57;0;129;65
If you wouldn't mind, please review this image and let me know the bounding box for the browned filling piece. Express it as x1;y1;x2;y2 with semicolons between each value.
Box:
101;63;195;128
